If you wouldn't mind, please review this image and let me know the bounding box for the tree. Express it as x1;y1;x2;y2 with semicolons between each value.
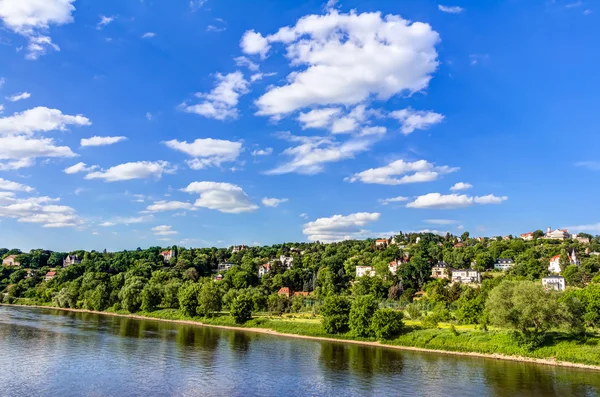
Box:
119;277;145;312
197;282;222;317
141;284;163;312
178;282;201;317
183;268;199;282
349;294;378;337
486;280;571;345
533;230;545;240
231;294;253;324
371;309;404;339
320;295;351;334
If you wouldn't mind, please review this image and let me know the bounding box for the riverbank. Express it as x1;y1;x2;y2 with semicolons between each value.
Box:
3;302;600;371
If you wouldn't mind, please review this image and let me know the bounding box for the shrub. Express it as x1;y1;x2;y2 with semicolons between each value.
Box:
421;313;440;328
231;294;253;324
406;302;422;319
320;295;351;334
349;295;378;337
371;308;404;339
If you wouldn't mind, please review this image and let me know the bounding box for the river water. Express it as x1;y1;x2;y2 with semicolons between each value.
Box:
0;306;599;397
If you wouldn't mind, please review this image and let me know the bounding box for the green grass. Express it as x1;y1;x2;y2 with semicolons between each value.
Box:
5;301;600;367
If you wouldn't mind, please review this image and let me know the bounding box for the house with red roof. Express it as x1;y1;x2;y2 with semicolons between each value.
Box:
293;291;309;297
161;249;174;263
520;232;534;241
45;271;56;281
258;263;271;278
277;287;291;297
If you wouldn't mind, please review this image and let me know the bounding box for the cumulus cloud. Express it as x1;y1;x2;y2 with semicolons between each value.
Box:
6;92;31;102
0;191;81;228
303;212;381;242
379;196;409;205
347;159;458;185
146;200;194;212
252;147;273;156
0;135;76;169
182;181;259;213
244;10;439;117
63;162;98;174
182;72;249;120
0;178;35;192
438;5;464;13
80;136;127;147
262;197;288;207
406;193;508;209
152;225;178;236
234;56;260;72
85;161;175;182
297;108;342;129
0;106;91;136
389;108;445;135
96;15;115;30
266;131;377;175
450;182;472;191
0;0;76;59
163;138;243;169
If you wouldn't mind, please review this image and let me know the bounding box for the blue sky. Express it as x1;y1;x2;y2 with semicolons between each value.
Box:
0;0;598;251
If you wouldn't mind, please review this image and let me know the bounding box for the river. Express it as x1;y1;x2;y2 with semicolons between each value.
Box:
0;306;599;397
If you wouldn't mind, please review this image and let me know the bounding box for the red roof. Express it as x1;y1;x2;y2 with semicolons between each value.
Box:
294;291;309;297
278;287;291;296
521;232;533;236
46;272;56;276
376;239;387;243
551;255;561;261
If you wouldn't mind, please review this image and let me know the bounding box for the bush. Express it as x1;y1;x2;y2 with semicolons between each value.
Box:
349;295;378;337
421;313;440;328
320;295;351;334
371;308;404;339
406;302;422;319
231;294;253;324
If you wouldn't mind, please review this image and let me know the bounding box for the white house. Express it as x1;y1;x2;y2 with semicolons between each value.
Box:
574;235;590;245
279;255;294;269
431;261;450;279
542;276;566;292
388;260;400;276
549;255;562;273
495;258;515;271
568;249;580;266
258;263;271;278
63;255;81;268
375;239;387;248
218;263;234;272
161;250;174;263
544;227;571;241
232;245;247;253
520;232;534;241
451;269;481;284
356;266;376;278
2;255;20;267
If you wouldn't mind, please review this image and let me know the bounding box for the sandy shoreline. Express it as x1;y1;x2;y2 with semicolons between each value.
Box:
2;303;600;372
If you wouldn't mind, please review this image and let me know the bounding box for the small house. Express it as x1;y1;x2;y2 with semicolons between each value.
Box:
45;271;56;281
494;258;515;271
277;287;291;298
356;266;375;278
2;255;20;267
542;276;566;292
213;274;223;282
293;291;309;297
279;255;294;269
520;232;534;241
431;261;450;279
375;239;387;248
160;249;174;264
549;255;562;273
258;263;271;278
218;263;234;272
451;269;481;284
232;245;247;253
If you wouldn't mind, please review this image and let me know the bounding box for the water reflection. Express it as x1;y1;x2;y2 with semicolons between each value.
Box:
1;306;600;397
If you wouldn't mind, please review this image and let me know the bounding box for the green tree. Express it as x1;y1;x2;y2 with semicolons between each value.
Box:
197;282;222;317
230;294;253;324
178;282;201;317
320;295;351;334
349;294;378;337
141;284;163;312
371;309;404;339
119;277;145;312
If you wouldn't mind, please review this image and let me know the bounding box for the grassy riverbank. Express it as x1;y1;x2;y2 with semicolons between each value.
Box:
4;300;600;369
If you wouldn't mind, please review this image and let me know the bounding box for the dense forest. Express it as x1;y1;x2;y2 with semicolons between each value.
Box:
2;231;600;344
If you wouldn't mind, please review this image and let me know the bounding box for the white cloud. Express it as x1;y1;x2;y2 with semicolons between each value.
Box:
80;136;127;147
360;126;387;136
0;0;76;59
248;10;439;117
262;197;288;207
141;32;156;39
183;72;249;120
0;106;91;136
379;196;409;205
145;112;153;121
303;212;381;242
146;200;194;212
0;192;81;228
0;178;34;192
0;105;4;114
190;0;208;11
267;131;377;175
564;223;600;234
240;29;270;58
438;5;464;13
99;221;115;227
565;1;582;8
347;159;458;185
6;92;31;102
450;182;473;191
163;138;243;169
0;135;76;169
252;147;273;156
152;225;178;236
406;193;508;209
234;56;259;72
425;219;458;225
324;0;339;10
85;161;175;182
300;213;309;219
297;108;341;129
99;215;153;227
575;161;600;171
182;181;259;213
63;162;98;174
389;108;444;135
97;15;115;30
